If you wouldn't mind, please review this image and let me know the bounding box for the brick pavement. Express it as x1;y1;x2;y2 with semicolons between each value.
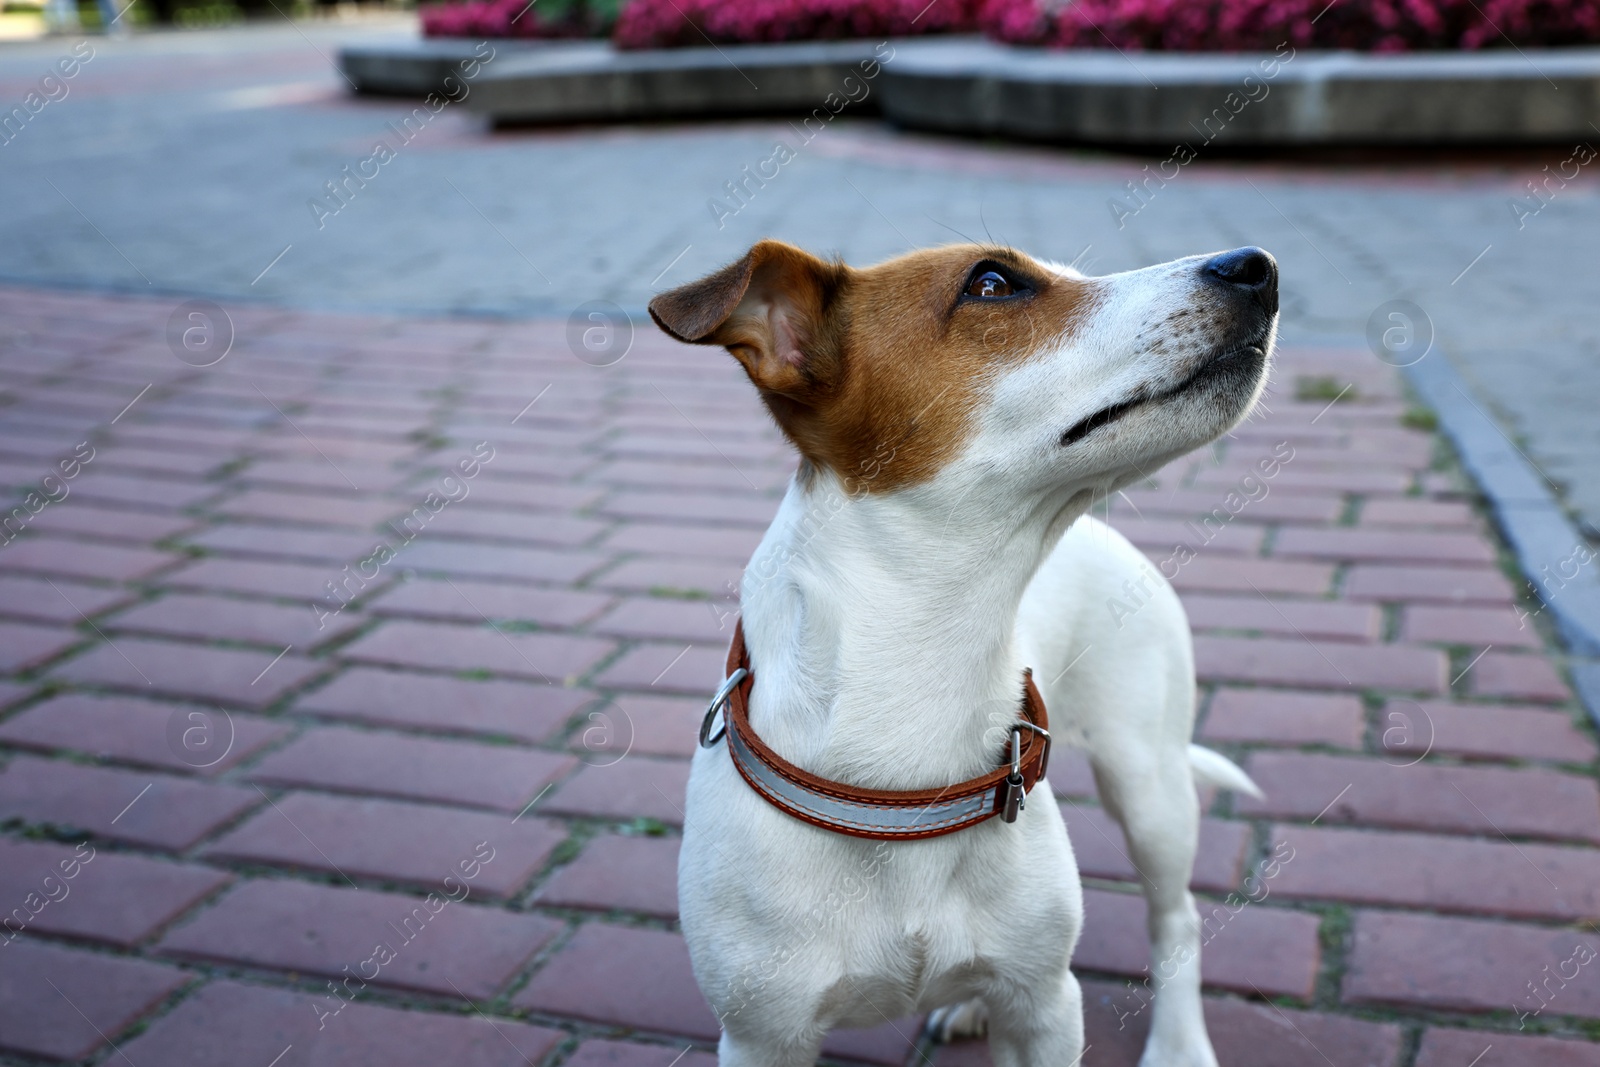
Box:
5;23;1600;537
0;283;1597;1066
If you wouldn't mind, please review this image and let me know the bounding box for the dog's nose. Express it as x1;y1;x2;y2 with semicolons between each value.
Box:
1203;247;1278;315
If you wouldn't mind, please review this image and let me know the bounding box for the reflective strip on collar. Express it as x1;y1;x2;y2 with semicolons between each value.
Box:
726;714;1000;837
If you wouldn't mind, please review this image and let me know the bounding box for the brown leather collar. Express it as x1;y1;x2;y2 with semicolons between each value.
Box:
700;619;1051;841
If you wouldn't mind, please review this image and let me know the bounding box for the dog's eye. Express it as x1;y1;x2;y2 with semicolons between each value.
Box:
966;270;1015;299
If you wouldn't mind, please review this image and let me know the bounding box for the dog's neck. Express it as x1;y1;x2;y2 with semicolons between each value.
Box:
736;467;1089;790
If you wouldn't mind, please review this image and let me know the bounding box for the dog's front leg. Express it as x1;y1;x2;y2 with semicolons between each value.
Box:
985;966;1085;1067
716;1029;823;1067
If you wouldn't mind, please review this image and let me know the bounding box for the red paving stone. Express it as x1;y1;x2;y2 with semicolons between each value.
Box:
3;297;1597;1064
1164;556;1335;596
0;692;292;775
1413;1027;1600;1067
366;575;613;626
1238;752;1600;843
295;666;590;742
1344;910;1600;1017
564;1039;719;1067
48;636;325;708
1115;488;1343;524
602;520;765;560
158;555;353;601
0;572;134;623
181;521;382;562
1403;603;1544;648
244;726;577;813
397;540;612;584
1193;635;1448;692
103;591;367;648
1359;497;1478;527
1380;700;1599;763
214;488;406;529
1271;823;1600;920
1061;803;1249;894
586;691;707;759
541;756;691;825
0;755;262;850
156;879;560;998
1471;650;1573;703
0;619;82;671
594;557;743;597
202;792;566;899
1178;592;1381;641
1271;526;1496;564
592;596;734;643
0;939;190;1062
535;832;680;917
1118;517;1266;556
338;619;615;684
120;979;567;1067
591;642;727;694
942;979;1406;1067
1201;687;1367;748
518;924;924;1066
514;922;719;1039
1343;563;1517;605
0;538;185;582
1073;888;1323;999
0;838;231;947
21;502;198;545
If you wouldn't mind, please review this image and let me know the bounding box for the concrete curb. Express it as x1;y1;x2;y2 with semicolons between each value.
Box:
1402;350;1600;726
464;39;888;124
340;39;549;96
879;39;1600;146
339;35;1600;144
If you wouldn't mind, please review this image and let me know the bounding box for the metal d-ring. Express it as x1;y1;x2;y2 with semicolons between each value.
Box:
1011;720;1052;777
699;667;749;748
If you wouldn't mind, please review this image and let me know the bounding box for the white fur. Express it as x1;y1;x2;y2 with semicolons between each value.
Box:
679;253;1274;1067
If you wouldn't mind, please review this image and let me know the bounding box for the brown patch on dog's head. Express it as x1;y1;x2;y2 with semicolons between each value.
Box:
649;239;1097;492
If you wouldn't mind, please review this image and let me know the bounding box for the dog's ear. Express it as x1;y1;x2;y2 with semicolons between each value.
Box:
648;239;845;400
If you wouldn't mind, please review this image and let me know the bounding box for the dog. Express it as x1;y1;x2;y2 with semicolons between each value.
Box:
648;238;1277;1067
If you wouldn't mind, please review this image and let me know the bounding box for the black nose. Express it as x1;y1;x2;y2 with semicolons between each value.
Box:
1204;247;1278;314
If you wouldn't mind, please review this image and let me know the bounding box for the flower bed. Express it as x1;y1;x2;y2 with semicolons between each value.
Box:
421;0;620;40
422;0;980;45
421;0;1600;48
612;0;979;48
978;0;1600;50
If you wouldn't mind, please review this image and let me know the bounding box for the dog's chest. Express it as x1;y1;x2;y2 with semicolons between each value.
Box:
680;759;1082;1022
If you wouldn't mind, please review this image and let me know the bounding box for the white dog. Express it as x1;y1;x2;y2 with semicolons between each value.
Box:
649;239;1276;1067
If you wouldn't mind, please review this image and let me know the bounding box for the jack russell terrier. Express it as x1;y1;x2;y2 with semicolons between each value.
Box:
649;238;1277;1067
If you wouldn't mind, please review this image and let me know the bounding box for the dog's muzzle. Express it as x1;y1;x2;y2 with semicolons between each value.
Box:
699;620;1052;841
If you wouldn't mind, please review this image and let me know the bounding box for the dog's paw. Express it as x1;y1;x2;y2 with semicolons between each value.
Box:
1137;1036;1220;1067
925;999;989;1043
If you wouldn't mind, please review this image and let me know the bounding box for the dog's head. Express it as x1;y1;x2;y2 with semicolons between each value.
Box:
649;240;1275;502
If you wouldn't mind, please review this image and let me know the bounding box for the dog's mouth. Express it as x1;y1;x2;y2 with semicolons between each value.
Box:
1059;332;1270;448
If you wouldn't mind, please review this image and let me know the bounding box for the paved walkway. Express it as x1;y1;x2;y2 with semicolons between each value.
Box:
0;282;1596;1066
1;24;1600;533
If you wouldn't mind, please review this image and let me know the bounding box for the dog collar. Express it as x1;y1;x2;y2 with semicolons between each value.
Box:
699;619;1051;841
